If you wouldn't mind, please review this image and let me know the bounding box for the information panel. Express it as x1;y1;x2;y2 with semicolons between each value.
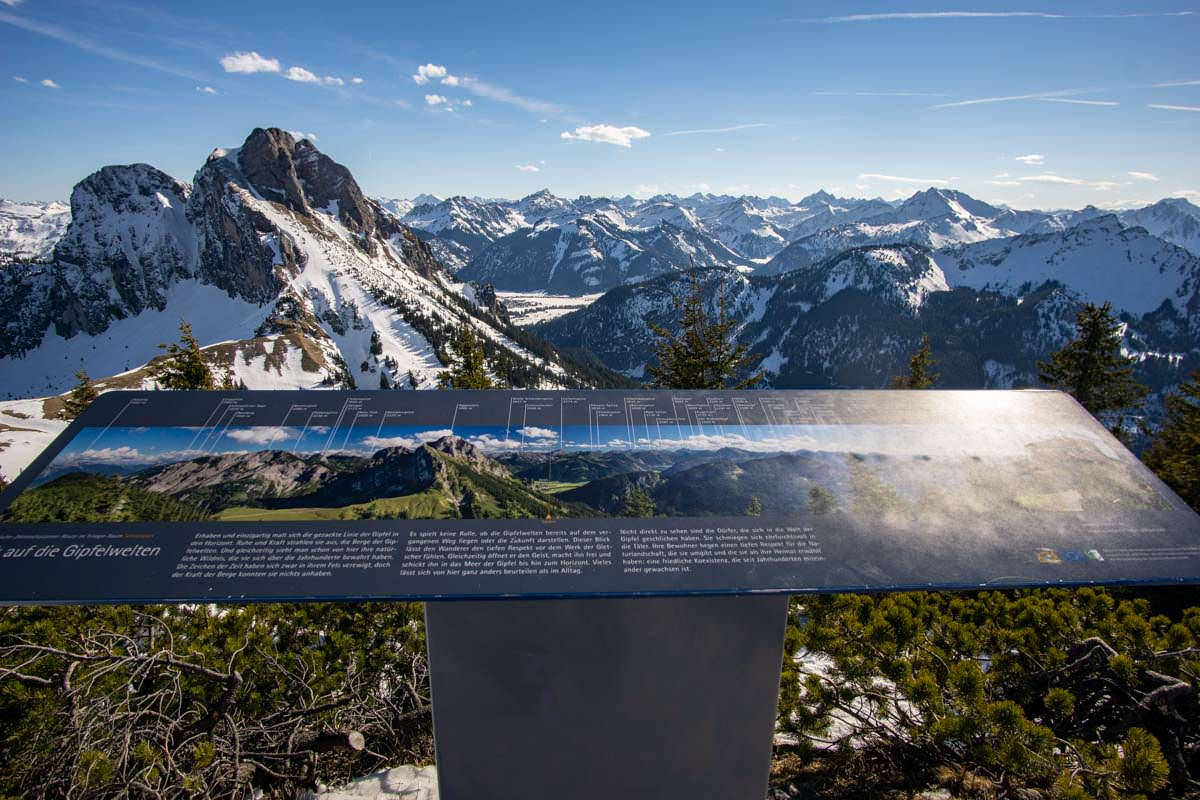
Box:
1;389;1198;604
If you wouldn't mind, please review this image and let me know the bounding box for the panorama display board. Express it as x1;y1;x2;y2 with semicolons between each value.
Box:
0;389;1198;604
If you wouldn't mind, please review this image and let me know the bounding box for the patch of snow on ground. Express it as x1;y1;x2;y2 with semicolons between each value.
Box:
0;398;66;481
300;765;438;800
0;280;272;399
497;291;604;326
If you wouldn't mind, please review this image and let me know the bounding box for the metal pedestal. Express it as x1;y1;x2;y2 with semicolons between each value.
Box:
425;595;789;800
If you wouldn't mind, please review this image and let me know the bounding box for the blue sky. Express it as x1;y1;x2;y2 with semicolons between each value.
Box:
1;0;1197;209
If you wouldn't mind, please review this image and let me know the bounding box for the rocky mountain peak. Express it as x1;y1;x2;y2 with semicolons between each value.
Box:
237;128;308;211
1070;213;1126;235
800;189;837;206
514;189;576;222
67;163;190;219
424;435;510;477
51;162;196;336
236;128;376;239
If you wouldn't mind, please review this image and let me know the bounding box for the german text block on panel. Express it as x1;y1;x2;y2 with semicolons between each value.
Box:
0;389;1197;604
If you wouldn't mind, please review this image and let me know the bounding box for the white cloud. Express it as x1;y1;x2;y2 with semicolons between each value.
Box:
40;78;59;88
1037;97;1118;106
56;446;210;468
226;427;291;445
1148;104;1200;112
465;434;527;452
195;85;217;95
1128;171;1160;182
792;11;1070;22
633;184;662;198
60;446;144;465
515;164;540;172
811;90;951;97
517;426;558;440
12;75;26;82
1014;153;1045;165
858;172;950;186
0;0;24;6
787;10;1194;23
0;10;205;81
994;172;1012;178
351;76;364;84
1171;190;1200;202
459;76;563;114
1154;79;1200;87
361;429;454;451
284;66;342;86
219;50;280;74
985;179;1022;186
461;98;472;106
1018;174;1086;185
425;93;448;106
287;130;318;142
412;63;447;84
714;147;726;153
286;66;319;83
664;122;771;136
1090;181;1121;191
932;90;1082;109
441;74;460;86
560;124;651;148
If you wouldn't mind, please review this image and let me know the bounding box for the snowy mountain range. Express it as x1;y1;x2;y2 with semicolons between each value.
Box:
3;137;1200;478
0;199;70;264
0;128;620;406
533;234;1198;395
389;186;1200;293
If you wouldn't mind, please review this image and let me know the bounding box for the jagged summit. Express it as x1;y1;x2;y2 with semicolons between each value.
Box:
237;128;377;239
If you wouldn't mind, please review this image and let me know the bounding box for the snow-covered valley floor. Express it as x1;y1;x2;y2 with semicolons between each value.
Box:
496;291;603;326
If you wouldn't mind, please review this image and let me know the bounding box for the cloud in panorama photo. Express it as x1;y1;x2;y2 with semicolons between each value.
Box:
3;409;1169;529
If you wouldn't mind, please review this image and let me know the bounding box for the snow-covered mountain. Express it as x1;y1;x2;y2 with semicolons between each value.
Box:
534;237;1196;395
934;214;1200;314
1118;198;1200;256
761;189;1033;275
457;212;750;294
874;188;1003;225
0;199;70;264
0;128;619;401
400;195;527;271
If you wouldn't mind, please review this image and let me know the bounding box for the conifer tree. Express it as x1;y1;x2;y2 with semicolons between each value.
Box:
745;495;762;515
646;271;762;390
621;486;656;517
438;325;495;389
150;320;216;390
890;334;939;389
61;368;98;420
379;372;391;390
807;484;837;513
1037;302;1147;423
1143;369;1200;510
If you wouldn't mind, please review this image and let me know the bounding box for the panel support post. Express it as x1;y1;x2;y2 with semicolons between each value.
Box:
425;595;789;800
